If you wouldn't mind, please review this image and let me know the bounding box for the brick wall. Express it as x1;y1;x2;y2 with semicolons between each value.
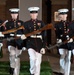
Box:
0;0;18;20
0;4;6;20
42;0;47;24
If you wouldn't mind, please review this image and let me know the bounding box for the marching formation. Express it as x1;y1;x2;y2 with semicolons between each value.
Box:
0;6;74;75
0;7;47;75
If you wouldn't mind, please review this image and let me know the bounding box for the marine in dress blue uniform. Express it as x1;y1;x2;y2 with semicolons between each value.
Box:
55;9;72;75
5;8;25;75
21;7;47;75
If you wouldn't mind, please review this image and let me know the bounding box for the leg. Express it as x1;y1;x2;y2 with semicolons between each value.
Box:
0;43;3;58
8;46;16;75
35;52;42;75
13;48;22;75
72;49;74;55
59;48;66;74
13;58;20;75
28;48;36;75
72;49;74;63
65;50;71;75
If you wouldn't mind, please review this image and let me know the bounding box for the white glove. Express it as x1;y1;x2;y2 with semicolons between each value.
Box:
21;34;27;40
8;46;11;52
0;32;4;37
66;35;69;40
4;20;8;24
68;38;73;43
0;43;3;47
57;39;62;43
22;47;26;51
40;48;45;54
60;35;63;37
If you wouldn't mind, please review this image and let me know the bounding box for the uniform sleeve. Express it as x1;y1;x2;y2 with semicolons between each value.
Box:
67;23;74;38
3;22;10;38
23;22;30;34
41;21;47;48
0;26;5;31
15;20;25;48
54;23;61;39
16;20;24;34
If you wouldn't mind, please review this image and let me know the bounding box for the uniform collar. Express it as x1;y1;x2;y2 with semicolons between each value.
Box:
31;19;37;22
61;20;67;23
11;19;18;22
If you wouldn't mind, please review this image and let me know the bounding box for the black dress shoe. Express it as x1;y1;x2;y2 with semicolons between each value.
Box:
53;71;64;75
9;67;14;75
58;73;64;75
53;71;59;74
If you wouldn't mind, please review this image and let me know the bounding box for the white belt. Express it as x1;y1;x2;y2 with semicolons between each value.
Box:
16;34;21;37
30;35;42;39
10;34;14;36
10;34;22;37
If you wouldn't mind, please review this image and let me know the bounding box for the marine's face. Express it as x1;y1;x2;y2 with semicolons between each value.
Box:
59;14;67;21
59;14;64;21
30;13;38;20
63;14;67;21
11;13;18;20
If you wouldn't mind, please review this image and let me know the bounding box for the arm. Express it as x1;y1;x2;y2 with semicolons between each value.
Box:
54;22;62;43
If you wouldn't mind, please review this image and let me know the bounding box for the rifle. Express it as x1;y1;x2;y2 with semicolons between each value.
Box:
24;23;53;37
13;23;54;39
2;23;53;36
0;20;8;27
0;23;53;41
46;36;74;50
2;25;25;35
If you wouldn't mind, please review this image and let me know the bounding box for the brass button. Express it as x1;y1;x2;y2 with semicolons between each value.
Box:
34;29;36;30
34;26;36;27
64;31;67;33
34;24;36;25
64;26;66;28
34;21;35;23
64;29;66;30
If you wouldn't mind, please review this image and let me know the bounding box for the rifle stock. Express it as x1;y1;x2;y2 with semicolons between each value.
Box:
2;25;25;35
